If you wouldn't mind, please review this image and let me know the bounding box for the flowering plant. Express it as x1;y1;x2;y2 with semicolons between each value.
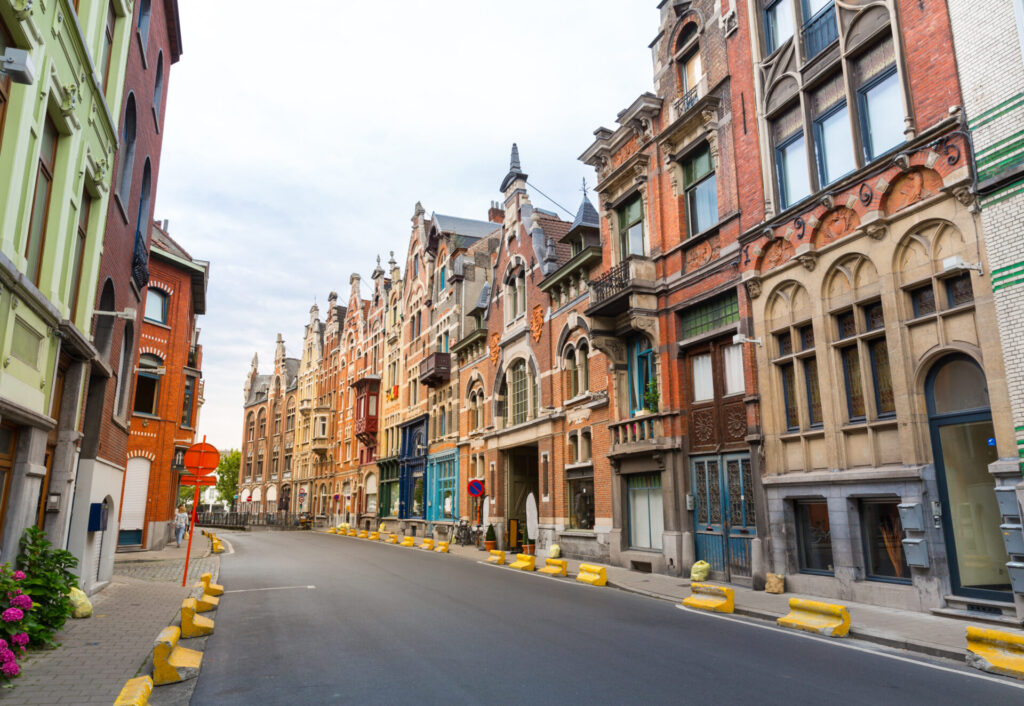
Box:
0;564;31;685
16;527;78;650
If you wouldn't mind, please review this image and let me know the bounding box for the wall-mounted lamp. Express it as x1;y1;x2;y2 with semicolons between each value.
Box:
93;307;137;322
732;333;762;346
0;49;34;85
942;255;984;276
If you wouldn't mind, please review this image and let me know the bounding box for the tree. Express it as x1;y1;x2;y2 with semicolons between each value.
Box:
216;450;240;509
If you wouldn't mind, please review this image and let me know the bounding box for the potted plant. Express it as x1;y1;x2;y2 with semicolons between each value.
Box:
643;378;659;413
522;526;535;556
484;524;497;551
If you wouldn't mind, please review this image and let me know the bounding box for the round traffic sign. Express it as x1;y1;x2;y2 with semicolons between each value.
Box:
184;442;219;475
467;479;484;497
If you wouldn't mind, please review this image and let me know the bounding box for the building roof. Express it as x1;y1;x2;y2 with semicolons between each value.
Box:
569;194;600;233
432;214;501;241
499;143;528;192
537;215;573;268
150;221;208;315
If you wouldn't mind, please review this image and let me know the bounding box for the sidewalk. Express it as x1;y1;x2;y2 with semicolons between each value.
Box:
321;529;1021;663
4;533;219;705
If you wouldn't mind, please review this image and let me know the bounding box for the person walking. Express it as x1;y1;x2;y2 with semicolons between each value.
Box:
174;504;190;548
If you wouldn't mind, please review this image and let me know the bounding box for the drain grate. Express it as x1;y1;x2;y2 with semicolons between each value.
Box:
966;603;1001;615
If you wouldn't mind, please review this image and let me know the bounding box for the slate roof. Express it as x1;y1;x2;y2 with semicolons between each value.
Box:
537;215;574;268
433;214;501;241
246;375;271;407
471;281;491;313
569;195;600;233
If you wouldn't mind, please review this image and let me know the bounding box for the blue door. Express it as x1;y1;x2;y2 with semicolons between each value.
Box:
692;454;755;581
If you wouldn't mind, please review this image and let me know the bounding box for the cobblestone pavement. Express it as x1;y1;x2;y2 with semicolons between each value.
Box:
3;547;221;705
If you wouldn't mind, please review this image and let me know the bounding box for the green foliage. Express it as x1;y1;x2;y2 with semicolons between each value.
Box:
177;486;194;505
643;378;659;412
15;528;78;649
216;450;241;506
485;524;496;542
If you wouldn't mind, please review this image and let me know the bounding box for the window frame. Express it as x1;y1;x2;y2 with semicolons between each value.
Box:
145;288;169;325
683;144;718;236
859;498;912;584
617;195;646;260
856;66;901;162
795;499;834;575
764;0;794;54
812;100;855;187
26;116;59;286
133;354;162;416
775;131;809;210
70;190;91;320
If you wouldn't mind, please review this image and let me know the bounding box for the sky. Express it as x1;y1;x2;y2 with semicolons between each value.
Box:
155;1;657;451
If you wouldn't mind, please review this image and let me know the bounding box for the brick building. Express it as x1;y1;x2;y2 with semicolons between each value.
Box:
69;0;182;586
121;222;207;549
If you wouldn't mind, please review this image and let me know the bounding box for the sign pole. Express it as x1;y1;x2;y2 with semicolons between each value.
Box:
182;435;209;587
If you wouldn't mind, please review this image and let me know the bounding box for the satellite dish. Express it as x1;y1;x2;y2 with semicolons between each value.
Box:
482;497;489;527
526;492;538;541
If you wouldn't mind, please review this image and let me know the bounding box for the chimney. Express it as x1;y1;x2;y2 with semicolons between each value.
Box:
488;200;504;224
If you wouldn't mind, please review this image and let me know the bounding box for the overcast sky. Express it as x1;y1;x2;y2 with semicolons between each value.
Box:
154;1;657;451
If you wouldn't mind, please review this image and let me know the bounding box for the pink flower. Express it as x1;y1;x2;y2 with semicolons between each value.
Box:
11;571;24;581
1;660;20;677
0;649;14;664
9;595;31;610
0;639;7;650
10;634;28;647
1;608;23;623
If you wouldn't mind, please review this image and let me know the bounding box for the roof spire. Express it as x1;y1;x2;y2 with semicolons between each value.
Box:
500;142;529;192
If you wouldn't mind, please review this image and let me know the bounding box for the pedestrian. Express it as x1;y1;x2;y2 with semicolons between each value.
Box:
174;504;189;548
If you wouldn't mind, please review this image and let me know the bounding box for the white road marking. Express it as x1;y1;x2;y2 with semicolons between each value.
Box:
224;585;316;593
675;604;1024;690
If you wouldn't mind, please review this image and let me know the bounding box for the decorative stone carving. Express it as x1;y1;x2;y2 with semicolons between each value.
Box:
489;333;501;366
692;409;715;445
60;84;78;118
745;278;762;300
814;207;860;247
796;253;817;272
685;237;721;271
13;0;32;21
820;194;835;211
884;168;942;215
865;223;887;240
763;238;794;271
893;153;912;172
725;405;746;440
530;305;544;342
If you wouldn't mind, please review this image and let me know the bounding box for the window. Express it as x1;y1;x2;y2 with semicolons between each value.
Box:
133;354;162;415
683;145;717;235
286;402;295;431
680;45;702;108
26;117;58;285
840;345;865;420
858;68;902;160
568;434;579;463
680;293;740;339
909;284;935;317
578;343;590;392
692;353;714;402
70;191;91;320
801;0;837;60
137;0;151;50
565;348;578;398
439;266;446;290
365;474;377;514
101;3;116;90
509;361;528;425
247;414;255;441
411;474;424;517
814;102;855;185
181;376;195;427
145;288;169;324
568;475;595;530
628;473;664;550
617;195;645;259
153;52;164;121
777;132;810;209
780;363;799;431
627;335;655;415
118;95;137;203
773;318;820;431
259;411;267;438
804;357;823;426
723;343;745;396
115;322;134;417
765;0;793;53
861;499;910;582
413;254;419;278
796;500;833;574
945;272;974;308
834;301;895;422
580;429;592;461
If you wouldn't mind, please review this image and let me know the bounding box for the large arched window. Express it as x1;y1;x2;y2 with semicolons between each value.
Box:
152;51;164;121
247;412;255;442
118;95;137;204
258;409;267;438
564;346;578;398
133;353;162;415
137;0;152;49
509;361;528;425
115;321;134;417
136;158;152;240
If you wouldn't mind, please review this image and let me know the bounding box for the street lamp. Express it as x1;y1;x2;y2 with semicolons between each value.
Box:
0;48;35;85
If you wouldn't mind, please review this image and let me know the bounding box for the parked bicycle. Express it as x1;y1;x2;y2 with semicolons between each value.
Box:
452;518;481;546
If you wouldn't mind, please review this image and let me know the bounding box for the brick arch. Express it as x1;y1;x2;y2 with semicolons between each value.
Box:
813;207;861;248
881;167;943;216
127;450;156;462
756;237;795;273
138;346;166;359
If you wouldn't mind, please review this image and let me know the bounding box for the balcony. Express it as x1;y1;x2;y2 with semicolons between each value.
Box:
131;234;149;290
608;412;674;457
586;257;657;318
418;352;451;387
311;437;329;457
299;399;312;416
355;415;378;444
802;3;838;61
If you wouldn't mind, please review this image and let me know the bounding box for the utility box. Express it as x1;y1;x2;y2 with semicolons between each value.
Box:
1008;562;1024;594
898;503;925;532
902;538;929;568
87;501;108;533
995;487;1021;518
1001;524;1024;556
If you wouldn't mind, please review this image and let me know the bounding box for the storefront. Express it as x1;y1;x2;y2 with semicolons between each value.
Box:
426;451;458;524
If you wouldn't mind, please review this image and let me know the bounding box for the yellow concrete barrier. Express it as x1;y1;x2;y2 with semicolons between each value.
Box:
509;554;536;571
419;538;434;551
967;626;1024;679
487;550;506;565
370;531;380;541
538;558;567;576
358;530;369;539
576;564;607;586
200;572;224;597
195;591;220;613
211;541;224;554
388;534;398;544
434;541;449;553
682;582;734;613
400;536;415;547
777;598;850;637
180;598;214;638
152;626;202;685
114;675;153;705
348;528;358;537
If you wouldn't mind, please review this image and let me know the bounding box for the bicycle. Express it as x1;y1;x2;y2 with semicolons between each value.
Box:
452;518;480;546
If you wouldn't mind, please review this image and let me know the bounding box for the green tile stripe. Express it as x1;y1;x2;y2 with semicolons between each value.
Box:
969;92;1024;130
975;127;1024;160
992;260;1024;291
980;176;1024;208
977;150;1024;182
991;260;1024;277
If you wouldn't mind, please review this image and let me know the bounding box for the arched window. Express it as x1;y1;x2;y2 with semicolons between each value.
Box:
152;51;164;121
138;0;152;49
118;95;137;204
115;321;134;417
676;24;701;105
247;413;255;441
564;346;578;398
509;361;528;425
578;341;590;392
286;400;296;431
94;279;116;360
273;401;281;435
258;409;267;438
133;353;162;415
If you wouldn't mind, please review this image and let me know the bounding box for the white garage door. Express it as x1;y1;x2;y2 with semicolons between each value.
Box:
119;458;151;545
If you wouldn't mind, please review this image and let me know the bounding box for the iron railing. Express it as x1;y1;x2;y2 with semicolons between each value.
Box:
131;233;149;290
802;3;837;60
682;85;699;111
195;511;319;530
589;260;631;305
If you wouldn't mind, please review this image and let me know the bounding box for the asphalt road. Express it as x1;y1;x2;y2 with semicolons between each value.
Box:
191;531;1023;705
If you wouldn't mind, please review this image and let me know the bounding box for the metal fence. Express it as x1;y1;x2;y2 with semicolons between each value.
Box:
194;511;323;530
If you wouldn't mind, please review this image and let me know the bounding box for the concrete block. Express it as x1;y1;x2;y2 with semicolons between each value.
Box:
777;598;850;637
180;598;214;638
114;676;153;704
967;626;1024;679
576;564;607;586
152;627;202;686
201;572;223;597
682;582;734;613
538;558;567;576
509;554;536;571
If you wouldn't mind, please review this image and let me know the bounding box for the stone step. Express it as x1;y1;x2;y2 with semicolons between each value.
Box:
932;594;1021;627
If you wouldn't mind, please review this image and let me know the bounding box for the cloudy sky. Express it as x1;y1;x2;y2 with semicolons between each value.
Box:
155;1;657;451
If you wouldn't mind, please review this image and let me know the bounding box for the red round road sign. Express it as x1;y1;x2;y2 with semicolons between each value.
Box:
467;479;485;497
183;442;219;475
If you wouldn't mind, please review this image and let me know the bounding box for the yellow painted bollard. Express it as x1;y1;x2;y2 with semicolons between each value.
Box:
434;541;449;553
419;538;434;550
152;627;202;685
576;564;607;586
487;550;506;565
201;572;224;597
348;528;358;537
967;626;1024;679
682;582;734;613
328;527;337;534
114;676;153;705
180;598;214;638
370;531;380;541
538;558;567;576
194;591;220;613
388;534;398;544
400;536;415;547
358;530;369;539
777;598;850;637
509;554;536;571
